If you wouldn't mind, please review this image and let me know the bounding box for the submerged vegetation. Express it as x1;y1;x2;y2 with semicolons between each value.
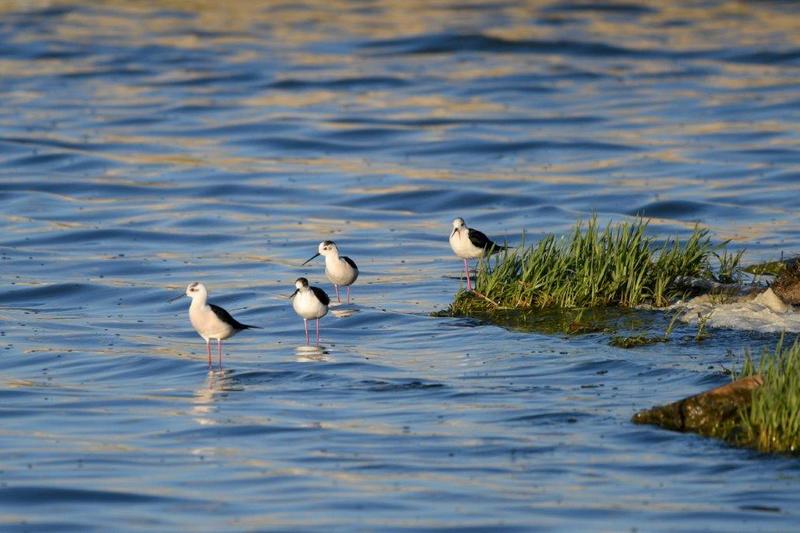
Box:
736;338;800;454
447;216;741;316
608;335;667;349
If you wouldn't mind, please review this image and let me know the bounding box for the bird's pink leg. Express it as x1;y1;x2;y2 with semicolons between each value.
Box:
335;284;341;303
206;341;212;368
218;339;223;369
346;286;351;304
316;318;320;345
304;318;309;345
464;258;472;291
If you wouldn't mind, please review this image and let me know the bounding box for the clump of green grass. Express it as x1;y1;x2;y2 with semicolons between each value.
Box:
714;249;746;284
736;338;800;454
450;216;738;314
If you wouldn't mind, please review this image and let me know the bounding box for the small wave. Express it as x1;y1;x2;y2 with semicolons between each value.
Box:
234;370;305;384
1;228;230;248
405;139;636;157
152;72;261;88
504;411;589;425
361;32;678;59
0;486;182;504
544;3;656;15
318;127;416;142
332;115;603;128
626;199;749;220
765;170;800;184
61;67;151;80
0;283;105;305
1;153;75;169
163;424;313;440
1;179;166;198
267;76;410;90
725;49;800;65
340;188;537;213
0;135;161;155
233;136;360;153
626;200;709;218
360;379;445;392
161;103;237;114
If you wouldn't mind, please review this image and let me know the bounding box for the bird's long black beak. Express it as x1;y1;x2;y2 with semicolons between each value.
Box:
302;252;321;266
167;293;184;303
451;227;458;237
289;289;299;299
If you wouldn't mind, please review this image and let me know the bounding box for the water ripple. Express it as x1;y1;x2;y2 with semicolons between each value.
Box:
1;1;799;530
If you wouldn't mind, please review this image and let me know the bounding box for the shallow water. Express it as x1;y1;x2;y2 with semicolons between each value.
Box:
2;0;800;530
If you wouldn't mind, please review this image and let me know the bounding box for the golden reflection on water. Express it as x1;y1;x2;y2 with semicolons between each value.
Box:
1;0;797;253
1;1;797;59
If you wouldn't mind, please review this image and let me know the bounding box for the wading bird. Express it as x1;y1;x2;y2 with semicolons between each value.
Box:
171;282;258;368
448;217;506;291
303;241;359;304
290;277;330;344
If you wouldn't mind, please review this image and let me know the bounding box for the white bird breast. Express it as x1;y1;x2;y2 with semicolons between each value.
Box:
325;257;358;285
293;290;328;319
190;304;236;341
449;230;484;259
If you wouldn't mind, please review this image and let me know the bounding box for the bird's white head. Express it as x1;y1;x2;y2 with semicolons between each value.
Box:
291;277;309;299
451;217;466;236
318;240;339;257
185;281;208;300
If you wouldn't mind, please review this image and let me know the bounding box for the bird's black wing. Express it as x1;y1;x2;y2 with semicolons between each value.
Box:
468;228;507;255
210;303;260;330
310;286;331;306
342;256;358;270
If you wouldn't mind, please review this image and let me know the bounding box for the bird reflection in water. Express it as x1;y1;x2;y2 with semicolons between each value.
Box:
295;344;331;362
330;305;358;319
192;369;243;425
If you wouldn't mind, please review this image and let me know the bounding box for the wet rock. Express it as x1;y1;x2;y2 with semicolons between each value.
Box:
772;260;800;305
632;375;763;441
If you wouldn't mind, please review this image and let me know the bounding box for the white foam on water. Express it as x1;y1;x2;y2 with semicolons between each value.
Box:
676;288;800;333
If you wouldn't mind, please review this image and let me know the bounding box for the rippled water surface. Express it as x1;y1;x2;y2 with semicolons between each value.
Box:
2;1;800;530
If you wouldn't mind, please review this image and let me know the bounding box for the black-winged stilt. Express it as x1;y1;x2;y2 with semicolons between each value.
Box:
171;282;258;368
290;277;330;344
303;241;359;304
448;217;506;291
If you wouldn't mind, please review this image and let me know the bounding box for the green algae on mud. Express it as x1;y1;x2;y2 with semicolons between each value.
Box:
634;339;800;455
436;294;684;340
632;375;763;448
608;335;667;349
434;298;614;335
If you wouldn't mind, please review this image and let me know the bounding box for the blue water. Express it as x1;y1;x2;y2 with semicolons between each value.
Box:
2;1;800;530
